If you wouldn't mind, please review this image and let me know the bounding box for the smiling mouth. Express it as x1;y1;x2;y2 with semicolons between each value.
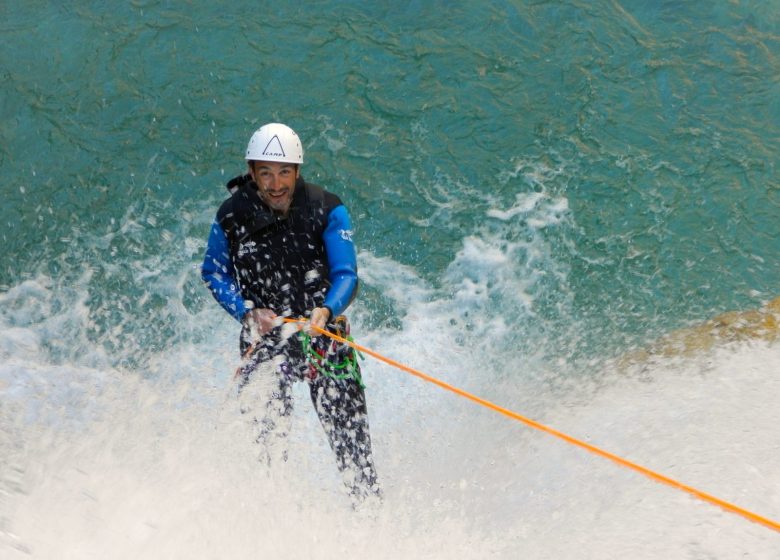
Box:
264;190;290;209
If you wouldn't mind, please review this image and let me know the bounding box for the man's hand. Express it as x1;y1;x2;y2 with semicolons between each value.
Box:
242;308;277;339
308;307;331;336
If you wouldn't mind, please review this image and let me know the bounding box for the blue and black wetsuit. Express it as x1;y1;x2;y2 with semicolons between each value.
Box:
202;173;357;329
202;174;380;501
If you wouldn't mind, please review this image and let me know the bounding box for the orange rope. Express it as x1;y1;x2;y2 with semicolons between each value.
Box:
282;317;780;533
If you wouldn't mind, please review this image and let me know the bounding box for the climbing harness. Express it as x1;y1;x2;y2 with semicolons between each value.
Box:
299;315;365;388
279;316;780;534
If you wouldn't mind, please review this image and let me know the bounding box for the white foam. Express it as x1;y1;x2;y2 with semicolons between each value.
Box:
2;223;779;559
4;314;778;559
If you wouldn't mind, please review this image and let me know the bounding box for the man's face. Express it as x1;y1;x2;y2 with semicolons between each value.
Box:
249;161;299;214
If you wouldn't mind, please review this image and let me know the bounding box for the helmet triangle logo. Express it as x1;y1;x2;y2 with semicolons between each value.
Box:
262;135;286;158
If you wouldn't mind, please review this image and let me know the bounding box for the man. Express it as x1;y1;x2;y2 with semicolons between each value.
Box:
201;122;380;502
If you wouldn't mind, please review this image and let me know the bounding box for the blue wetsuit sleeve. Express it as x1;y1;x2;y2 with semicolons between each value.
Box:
201;220;247;322
322;205;358;317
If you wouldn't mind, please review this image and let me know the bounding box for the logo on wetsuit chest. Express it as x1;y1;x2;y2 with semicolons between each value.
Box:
339;229;354;241
237;240;258;258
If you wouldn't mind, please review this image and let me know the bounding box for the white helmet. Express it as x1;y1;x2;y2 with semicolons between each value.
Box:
245;122;304;164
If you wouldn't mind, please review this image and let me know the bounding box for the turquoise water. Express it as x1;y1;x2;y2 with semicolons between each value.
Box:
2;2;779;558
